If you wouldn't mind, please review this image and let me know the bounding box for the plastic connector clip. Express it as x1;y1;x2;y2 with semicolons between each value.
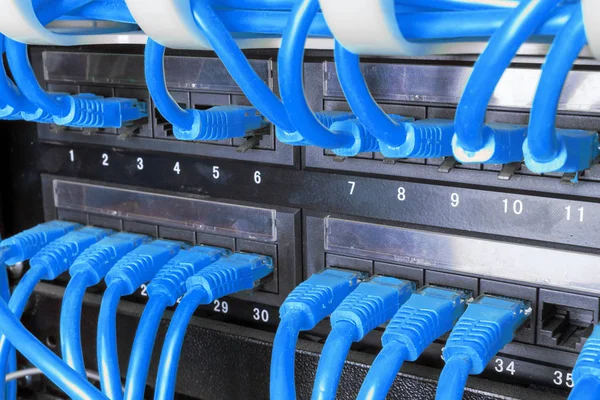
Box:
271;269;363;399
29;226;112;280
452;123;527;164
569;325;600;400
435;295;531;400
173;105;266;141
0;220;80;266
155;252;273;400
53;94;148;129
276;111;355;146
358;286;471;400
311;276;415;400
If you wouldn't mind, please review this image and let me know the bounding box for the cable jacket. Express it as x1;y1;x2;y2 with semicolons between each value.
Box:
357;341;409;400
454;0;561;152
527;6;586;162
0;297;107;400
61;271;96;377
154;289;207;400
568;375;600;400
144;39;195;131
190;0;295;132
0;268;9;302
270;311;304;399
123;294;169;400
311;321;356;400
97;281;127;400
334;41;407;147
435;355;473;400
278;0;354;149
0;267;45;399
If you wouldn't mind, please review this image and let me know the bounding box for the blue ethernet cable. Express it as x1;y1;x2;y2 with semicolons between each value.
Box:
452;0;561;165
311;276;415;400
154;253;273;400
0;239;11;302
524;6;599;174
144;39;266;141
569;326;600;400
0;0;92;122
277;0;360;150
190;0;361;145
435;295;531;400
190;0;296;133
0;225;110;399
123;246;229;400
5;39;147;129
0;220;79;398
357;287;471;400
0;297;107;400
97;239;183;400
61;232;149;376
270;269;363;399
334;41;455;158
191;1;362;145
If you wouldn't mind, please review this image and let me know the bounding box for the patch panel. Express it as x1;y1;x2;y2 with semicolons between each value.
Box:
304;212;600;393
32;48;300;166
40;176;302;308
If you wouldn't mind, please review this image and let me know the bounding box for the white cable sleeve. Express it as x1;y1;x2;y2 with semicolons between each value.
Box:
582;0;600;59
319;0;490;56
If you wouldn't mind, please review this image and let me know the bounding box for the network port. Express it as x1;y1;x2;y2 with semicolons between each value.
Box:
538;289;598;352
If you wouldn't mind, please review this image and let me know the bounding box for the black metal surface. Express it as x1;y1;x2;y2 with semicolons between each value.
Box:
23;283;566;400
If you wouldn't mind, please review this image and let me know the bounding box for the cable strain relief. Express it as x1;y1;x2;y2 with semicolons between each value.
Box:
52;95;128;128
174;106;265;141
331;119;380;157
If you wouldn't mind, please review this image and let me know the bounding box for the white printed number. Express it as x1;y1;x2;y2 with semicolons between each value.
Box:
140;284;148;297
173;162;181;175
213;300;229;314
451;193;460;208
69;149;75;162
254;171;262;184
553;371;574;388
397;187;406;201
213;166;220;179
253;308;269;322
503;199;523;215
565;206;584;223
102;153;109;167
494;359;516;376
348;181;356;195
136;157;144;171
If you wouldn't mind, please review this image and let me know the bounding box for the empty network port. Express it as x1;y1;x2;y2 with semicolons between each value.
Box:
538;289;598;351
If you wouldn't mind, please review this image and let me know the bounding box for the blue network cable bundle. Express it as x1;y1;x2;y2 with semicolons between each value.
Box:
2;0;600;399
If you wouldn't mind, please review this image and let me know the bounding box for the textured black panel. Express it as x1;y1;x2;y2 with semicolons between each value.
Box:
20;283;564;400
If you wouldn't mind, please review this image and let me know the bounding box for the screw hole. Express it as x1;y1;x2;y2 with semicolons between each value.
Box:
45;335;57;349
